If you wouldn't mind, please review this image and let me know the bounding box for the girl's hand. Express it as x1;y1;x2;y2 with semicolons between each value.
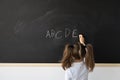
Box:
79;34;85;46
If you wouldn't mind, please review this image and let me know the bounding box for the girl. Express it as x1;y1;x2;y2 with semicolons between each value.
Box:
61;34;95;80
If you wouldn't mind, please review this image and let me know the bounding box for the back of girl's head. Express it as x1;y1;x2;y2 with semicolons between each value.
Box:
72;42;86;59
61;43;95;71
72;42;81;60
73;43;95;71
61;43;84;70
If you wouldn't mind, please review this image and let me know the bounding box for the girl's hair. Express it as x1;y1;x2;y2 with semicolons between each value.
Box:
61;44;74;70
61;43;95;72
85;44;95;72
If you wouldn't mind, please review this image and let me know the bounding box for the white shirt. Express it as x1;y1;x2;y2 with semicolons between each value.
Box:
65;61;89;80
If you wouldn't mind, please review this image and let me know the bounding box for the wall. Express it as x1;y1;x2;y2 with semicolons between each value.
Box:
0;64;120;80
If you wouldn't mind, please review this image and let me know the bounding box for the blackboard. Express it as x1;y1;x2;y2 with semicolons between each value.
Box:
0;0;120;63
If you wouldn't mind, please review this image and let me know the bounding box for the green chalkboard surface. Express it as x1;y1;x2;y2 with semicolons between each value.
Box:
0;0;120;63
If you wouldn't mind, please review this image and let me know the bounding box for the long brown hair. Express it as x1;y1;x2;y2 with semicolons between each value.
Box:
85;44;95;71
61;43;95;71
61;44;74;70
